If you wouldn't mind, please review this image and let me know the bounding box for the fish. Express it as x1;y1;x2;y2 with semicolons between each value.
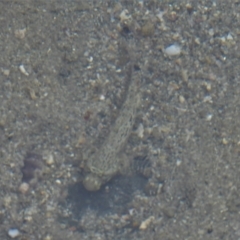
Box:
82;63;141;191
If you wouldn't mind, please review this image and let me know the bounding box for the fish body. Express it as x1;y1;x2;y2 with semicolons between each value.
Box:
83;65;140;191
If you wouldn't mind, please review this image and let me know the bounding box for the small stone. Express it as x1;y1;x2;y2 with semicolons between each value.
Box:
194;37;201;45
156;10;165;21
137;123;144;138
99;94;105;100
19;182;29;194
203;96;212;103
222;138;228;145
186;3;193;13
2;69;10;76
43;235;52;240
164;44;181;56
119;9;131;22
206;113;213;121
204;82;212;91
19;64;29;76
76;136;86;146
139;216;155;230
8;228;20;238
0;116;6;127
168;11;178;21
55;179;61;185
179;95;185;103
14;28;26;39
181;69;188;82
28;88;37;100
226;33;233;41
44;154;54;165
176;159;182;166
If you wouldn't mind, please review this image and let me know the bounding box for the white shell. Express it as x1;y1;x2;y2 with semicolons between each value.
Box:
19;64;29;76
8;229;20;238
164;44;181;56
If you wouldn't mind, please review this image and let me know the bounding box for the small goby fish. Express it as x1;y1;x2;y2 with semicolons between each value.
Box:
82;64;141;191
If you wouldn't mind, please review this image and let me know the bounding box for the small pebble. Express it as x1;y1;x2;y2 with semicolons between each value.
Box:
44;153;54;165
179;95;185;103
226;33;233;41
19;64;29;76
99;94;105;100
43;235;52;240
164;44;181;56
206;113;213;121
119;9;131;22
137;123;144;138
8;228;20;238
176;159;182;166
14;28;26;39
55;179;61;185
139;216;155;230
19;182;30;194
222;138;228;145
2;69;10;76
181;69;188;82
